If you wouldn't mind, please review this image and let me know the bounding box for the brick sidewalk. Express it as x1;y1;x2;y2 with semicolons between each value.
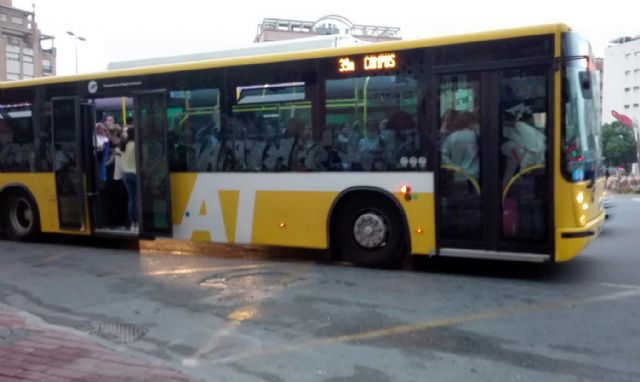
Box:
0;304;198;382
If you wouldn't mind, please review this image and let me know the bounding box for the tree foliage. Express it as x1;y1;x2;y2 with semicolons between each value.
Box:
602;121;638;170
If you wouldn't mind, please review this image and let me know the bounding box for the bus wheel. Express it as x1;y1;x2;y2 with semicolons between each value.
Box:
3;191;39;241
333;195;407;268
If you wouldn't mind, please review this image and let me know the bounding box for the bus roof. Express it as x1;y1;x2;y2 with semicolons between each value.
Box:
0;23;570;90
107;34;367;70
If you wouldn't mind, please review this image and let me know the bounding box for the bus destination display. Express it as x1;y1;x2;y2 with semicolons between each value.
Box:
338;53;397;73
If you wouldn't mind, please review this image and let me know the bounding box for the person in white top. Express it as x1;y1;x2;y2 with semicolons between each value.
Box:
95;123;109;149
120;128;137;231
501;104;546;185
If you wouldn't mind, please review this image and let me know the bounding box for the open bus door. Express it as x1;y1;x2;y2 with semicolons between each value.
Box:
52;97;93;232
133;90;172;237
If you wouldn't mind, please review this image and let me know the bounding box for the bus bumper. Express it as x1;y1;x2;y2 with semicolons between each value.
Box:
554;210;606;262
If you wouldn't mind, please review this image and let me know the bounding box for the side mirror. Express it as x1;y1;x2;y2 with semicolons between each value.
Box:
578;71;593;99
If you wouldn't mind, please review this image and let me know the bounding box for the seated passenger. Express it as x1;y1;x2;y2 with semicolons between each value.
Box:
262;118;301;171
358;120;381;153
242;114;269;171
379;118;396;165
356;120;383;170
388;110;418;168
335;122;359;168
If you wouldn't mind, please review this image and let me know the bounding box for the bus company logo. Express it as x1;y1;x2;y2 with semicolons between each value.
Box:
87;80;98;94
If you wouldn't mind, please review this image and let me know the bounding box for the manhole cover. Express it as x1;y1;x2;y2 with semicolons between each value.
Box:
200;270;293;289
84;322;147;344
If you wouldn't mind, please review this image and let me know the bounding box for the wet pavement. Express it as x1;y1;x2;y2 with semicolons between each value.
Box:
0;303;196;381
1;195;640;381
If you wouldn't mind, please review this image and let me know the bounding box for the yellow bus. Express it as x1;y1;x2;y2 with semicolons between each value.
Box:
0;24;605;267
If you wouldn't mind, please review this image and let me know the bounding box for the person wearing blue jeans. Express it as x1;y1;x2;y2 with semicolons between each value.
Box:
120;127;138;231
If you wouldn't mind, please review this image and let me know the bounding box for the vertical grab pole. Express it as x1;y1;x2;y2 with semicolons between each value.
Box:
121;97;127;127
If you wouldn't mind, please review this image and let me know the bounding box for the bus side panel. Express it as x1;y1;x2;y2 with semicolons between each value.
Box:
170;172;436;254
395;191;435;255
0;172;88;234
252;191;336;248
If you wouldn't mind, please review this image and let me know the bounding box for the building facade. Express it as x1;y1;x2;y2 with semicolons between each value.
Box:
0;0;55;81
602;36;640;124
255;15;400;43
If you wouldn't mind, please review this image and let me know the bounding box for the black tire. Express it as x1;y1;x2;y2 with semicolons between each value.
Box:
2;191;40;241
333;194;407;268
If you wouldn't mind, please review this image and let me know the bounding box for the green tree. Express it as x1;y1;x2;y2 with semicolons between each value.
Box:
602;121;638;171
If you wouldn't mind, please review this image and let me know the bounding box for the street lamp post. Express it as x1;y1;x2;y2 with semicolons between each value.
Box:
66;31;86;74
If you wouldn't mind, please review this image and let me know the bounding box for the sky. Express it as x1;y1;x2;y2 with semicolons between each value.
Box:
12;0;640;76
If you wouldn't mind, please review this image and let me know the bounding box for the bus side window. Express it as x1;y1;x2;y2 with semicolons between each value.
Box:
0;101;36;172
167;88;221;172
230;81;313;172
325;75;423;171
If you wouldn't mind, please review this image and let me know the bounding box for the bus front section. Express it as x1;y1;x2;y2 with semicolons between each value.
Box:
555;31;605;261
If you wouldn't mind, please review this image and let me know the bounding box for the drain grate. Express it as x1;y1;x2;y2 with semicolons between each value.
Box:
86;322;147;344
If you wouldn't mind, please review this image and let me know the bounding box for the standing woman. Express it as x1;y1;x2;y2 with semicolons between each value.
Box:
120;127;138;231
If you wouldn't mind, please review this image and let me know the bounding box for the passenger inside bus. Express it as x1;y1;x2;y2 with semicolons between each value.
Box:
387;110;420;169
95;122;108;149
440;109;480;181
93;110;129;231
0;111;36;172
379;118;395;165
334;122;359;168
354;119;382;170
499;98;547;240
500;103;546;186
120;127;137;232
192;113;224;171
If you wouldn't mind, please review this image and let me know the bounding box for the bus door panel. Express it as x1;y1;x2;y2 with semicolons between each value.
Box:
496;67;550;250
436;67;551;255
133;90;172;237
79;101;99;229
437;72;484;246
52;97;87;231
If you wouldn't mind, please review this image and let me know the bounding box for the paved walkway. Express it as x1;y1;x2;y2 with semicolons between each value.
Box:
0;304;197;382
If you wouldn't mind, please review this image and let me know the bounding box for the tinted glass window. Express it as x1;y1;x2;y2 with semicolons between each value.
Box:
435;36;553;67
34;98;53;172
499;68;548;241
0;101;35;172
562;33;602;182
52;98;84;229
136;92;171;234
437;73;483;241
167;88;220;171
226;80;313;172
322;48;427;172
325;74;424;171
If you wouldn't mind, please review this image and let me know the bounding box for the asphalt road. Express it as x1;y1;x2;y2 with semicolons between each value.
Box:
1;195;640;382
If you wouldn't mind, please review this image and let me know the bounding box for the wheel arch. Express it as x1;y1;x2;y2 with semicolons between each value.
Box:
327;186;411;257
0;183;41;231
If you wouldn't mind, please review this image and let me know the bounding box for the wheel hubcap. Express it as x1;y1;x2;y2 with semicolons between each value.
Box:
10;197;33;235
353;212;387;249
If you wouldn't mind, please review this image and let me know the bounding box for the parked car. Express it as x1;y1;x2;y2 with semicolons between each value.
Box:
606;167;625;178
603;190;615;220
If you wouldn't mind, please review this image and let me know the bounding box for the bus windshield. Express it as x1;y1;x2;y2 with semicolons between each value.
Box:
562;32;602;182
